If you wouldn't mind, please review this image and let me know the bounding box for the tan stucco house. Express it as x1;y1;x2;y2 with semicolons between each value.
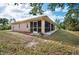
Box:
11;15;57;35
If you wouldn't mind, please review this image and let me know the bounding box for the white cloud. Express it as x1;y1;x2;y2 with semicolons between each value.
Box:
43;10;53;15
0;3;65;22
43;10;64;22
55;6;68;12
0;3;32;19
53;15;64;22
55;8;61;12
43;10;56;22
62;6;68;12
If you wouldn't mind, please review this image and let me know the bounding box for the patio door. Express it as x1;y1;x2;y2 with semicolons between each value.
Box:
33;21;38;33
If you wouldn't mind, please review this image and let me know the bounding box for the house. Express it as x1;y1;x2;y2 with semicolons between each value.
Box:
11;15;57;35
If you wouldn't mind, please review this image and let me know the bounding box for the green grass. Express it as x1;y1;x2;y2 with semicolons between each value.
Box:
0;30;79;55
38;30;79;46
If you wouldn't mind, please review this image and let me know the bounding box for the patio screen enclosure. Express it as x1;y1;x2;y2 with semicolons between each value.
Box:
30;20;54;33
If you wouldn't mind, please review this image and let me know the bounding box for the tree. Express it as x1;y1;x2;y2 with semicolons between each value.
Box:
64;9;79;31
49;3;65;11
55;19;61;29
29;3;44;15
0;18;10;30
10;18;16;24
49;3;79;12
0;18;8;26
49;3;79;31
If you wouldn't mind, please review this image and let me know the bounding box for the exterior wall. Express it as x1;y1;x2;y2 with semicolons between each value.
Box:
11;22;30;32
11;24;20;31
19;22;30;32
11;16;56;35
11;19;55;34
41;20;45;33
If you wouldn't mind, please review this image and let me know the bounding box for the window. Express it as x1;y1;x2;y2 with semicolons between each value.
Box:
27;24;28;28
51;24;54;30
45;21;50;32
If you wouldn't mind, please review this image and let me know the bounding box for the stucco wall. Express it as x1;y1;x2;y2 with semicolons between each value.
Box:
11;22;30;32
11;24;19;31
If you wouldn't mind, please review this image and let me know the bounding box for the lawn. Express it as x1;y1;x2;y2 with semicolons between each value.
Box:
38;30;79;46
0;30;79;55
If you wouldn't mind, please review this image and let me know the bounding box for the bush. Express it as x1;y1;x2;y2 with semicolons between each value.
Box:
0;25;11;30
0;18;11;30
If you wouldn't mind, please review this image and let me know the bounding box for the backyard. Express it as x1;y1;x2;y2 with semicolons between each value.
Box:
0;30;79;55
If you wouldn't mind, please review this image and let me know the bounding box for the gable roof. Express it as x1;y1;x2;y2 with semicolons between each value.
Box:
12;15;55;24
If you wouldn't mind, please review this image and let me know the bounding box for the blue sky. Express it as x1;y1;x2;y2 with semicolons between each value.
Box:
42;3;68;22
0;3;68;22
